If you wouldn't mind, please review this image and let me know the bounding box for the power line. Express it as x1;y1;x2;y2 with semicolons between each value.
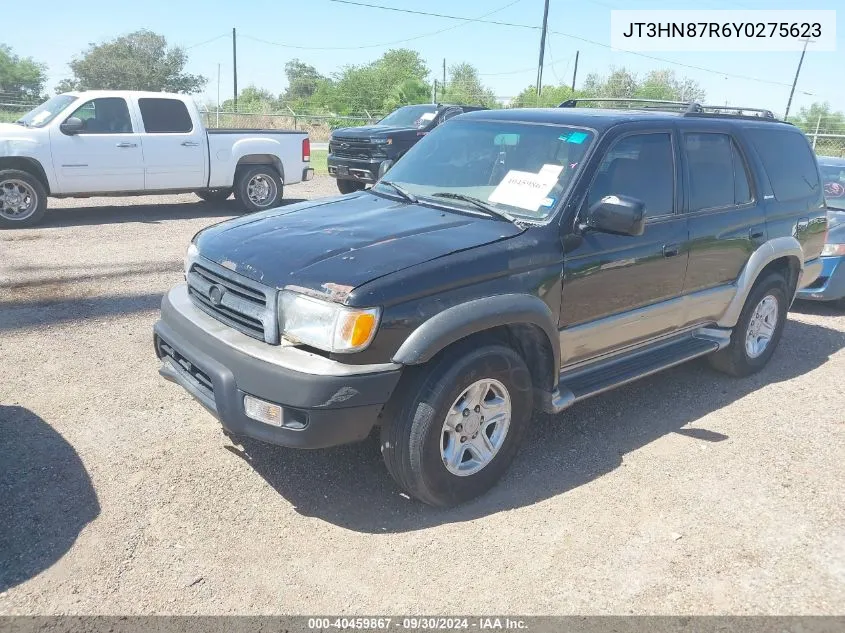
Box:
185;33;229;50
325;0;538;29
239;0;524;51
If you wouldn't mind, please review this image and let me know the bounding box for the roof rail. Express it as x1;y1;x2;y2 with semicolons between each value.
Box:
558;97;782;122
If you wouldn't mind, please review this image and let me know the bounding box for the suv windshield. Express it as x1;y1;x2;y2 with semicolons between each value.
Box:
16;94;78;128
378;104;439;129
821;162;845;210
373;119;595;220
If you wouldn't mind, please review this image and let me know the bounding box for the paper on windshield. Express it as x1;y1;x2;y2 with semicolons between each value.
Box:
488;164;563;211
30;111;51;125
419;112;436;122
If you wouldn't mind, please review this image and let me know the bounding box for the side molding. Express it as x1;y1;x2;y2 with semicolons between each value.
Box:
392;294;561;370
717;236;803;328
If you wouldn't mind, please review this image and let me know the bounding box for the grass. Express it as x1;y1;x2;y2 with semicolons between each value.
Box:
310;149;328;175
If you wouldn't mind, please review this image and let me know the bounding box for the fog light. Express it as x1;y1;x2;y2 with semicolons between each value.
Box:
244;395;283;426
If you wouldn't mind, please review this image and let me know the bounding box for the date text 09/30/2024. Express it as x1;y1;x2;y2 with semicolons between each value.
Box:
307;617;528;630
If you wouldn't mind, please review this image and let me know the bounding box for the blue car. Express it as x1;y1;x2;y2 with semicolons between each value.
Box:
796;156;845;305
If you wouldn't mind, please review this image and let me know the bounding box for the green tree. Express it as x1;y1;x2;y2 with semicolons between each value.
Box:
582;67;638;99
383;77;431;111
332;48;429;114
635;70;705;102
221;85;278;113
511;85;586;108
282;59;325;106
789;102;845;134
445;63;497;107
0;45;46;101
56;30;206;94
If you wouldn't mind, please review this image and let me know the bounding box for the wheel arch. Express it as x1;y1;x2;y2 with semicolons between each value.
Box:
391;294;561;394
0;157;51;194
717;236;803;328
235;153;284;183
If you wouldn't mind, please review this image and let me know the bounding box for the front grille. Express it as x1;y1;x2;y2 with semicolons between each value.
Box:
158;338;214;401
187;262;276;343
330;137;376;160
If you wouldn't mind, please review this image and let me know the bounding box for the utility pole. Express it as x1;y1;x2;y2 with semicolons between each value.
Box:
216;63;221;127
232;27;238;112
432;79;437;104
784;38;812;120
535;0;550;96
442;59;446;101
812;113;822;149
571;51;579;93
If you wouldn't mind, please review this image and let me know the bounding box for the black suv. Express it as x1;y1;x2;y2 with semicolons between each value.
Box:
155;99;826;506
328;103;486;194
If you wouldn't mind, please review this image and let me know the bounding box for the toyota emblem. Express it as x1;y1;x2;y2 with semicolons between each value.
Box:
208;284;226;306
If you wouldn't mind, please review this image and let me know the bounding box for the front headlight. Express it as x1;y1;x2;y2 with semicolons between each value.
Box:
185;242;199;275
821;243;845;257
279;291;380;353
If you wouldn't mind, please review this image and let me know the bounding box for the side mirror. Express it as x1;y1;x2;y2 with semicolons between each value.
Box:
60;117;84;135
378;159;395;179
583;195;646;236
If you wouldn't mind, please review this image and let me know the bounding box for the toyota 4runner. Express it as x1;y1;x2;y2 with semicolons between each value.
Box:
154;99;827;506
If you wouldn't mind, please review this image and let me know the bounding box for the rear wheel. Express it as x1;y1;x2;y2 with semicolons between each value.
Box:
234;165;283;212
336;178;365;195
380;343;533;507
708;272;789;377
0;169;48;229
195;188;232;202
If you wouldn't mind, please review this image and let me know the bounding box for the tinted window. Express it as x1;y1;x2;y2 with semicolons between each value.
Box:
589;133;674;217
68;98;132;134
377;104;438;129
685;133;734;211
733;142;752;205
138;98;193;133
746;128;820;202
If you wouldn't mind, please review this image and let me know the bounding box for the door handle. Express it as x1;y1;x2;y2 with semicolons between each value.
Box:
662;243;680;258
181;141;200;147
749;227;765;240
115;142;137;148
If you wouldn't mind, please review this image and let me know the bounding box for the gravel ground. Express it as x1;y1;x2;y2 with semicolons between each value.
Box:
1;175;844;615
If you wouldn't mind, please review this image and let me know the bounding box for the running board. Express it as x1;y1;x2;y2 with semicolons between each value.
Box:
545;329;730;414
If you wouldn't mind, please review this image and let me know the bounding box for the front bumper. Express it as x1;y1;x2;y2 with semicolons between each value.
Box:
327;154;383;183
796;256;845;302
153;285;402;449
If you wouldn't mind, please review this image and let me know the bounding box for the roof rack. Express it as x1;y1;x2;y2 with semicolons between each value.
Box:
558;98;780;121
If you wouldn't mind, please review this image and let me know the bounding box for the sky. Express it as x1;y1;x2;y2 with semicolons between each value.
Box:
4;0;843;117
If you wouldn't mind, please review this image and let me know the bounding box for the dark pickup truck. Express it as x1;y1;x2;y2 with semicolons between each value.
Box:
155;99;826;506
328;103;486;193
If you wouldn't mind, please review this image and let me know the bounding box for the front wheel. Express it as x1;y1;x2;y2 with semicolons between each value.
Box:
380;343;533;507
234;166;283;212
0;169;48;228
708;272;789;377
336;178;365;195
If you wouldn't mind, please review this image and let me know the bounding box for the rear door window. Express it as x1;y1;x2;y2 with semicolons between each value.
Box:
684;133;753;211
745;128;820;202
138;98;193;133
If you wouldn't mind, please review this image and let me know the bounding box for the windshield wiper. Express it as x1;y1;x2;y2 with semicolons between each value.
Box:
378;180;418;204
13;119;28;127
431;192;516;223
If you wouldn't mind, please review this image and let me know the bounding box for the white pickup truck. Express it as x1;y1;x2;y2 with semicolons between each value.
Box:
0;90;313;227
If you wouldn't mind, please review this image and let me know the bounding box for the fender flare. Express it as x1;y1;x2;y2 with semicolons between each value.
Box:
717;236;804;328
391;294;561;370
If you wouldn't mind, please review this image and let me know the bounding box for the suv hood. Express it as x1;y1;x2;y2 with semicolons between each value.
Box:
194;192;523;301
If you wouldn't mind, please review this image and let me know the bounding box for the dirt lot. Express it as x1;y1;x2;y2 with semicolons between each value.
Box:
1;175;844;615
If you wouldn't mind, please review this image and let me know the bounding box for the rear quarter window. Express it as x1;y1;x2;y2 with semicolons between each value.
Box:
745;127;821;202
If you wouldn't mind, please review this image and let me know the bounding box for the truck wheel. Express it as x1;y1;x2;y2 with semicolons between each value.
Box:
337;179;365;195
234;165;282;212
0;169;48;229
708;272;789;377
380;343;533;507
195;188;232;202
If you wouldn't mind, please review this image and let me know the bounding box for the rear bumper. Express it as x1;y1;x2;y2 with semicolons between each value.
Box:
153;285;402;449
302;167;314;181
796;256;845;302
327;154;383;183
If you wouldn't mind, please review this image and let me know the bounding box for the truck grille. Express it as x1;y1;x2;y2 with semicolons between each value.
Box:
186;261;278;343
330;136;376;160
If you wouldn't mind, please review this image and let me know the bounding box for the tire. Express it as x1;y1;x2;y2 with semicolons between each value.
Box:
195;188;232;202
233;165;283;212
336;178;365;195
708;272;789;377
0;169;48;229
380;343;534;507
